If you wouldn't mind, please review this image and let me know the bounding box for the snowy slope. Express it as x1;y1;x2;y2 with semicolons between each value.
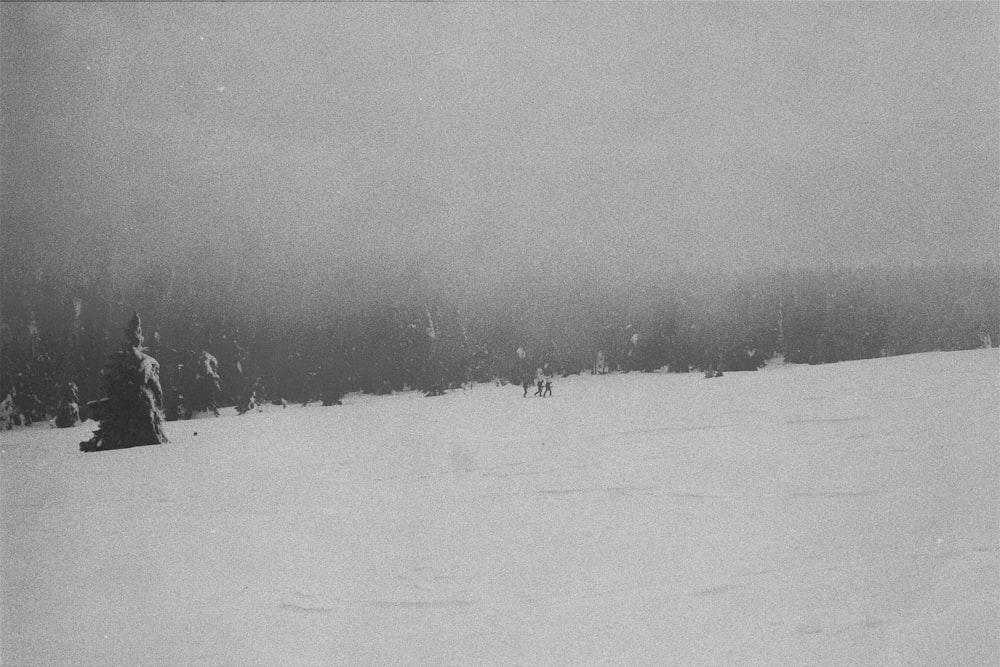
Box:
2;349;997;666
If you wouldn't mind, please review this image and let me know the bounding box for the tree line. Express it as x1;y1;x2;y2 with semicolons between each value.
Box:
1;261;996;427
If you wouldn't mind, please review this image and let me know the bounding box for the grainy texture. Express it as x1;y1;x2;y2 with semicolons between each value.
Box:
3;349;996;665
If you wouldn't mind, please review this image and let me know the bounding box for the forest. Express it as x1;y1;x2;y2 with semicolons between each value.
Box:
1;259;997;427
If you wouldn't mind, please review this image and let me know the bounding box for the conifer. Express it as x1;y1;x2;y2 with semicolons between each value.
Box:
80;313;168;452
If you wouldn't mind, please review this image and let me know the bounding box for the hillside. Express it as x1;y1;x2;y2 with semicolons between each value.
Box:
2;349;997;665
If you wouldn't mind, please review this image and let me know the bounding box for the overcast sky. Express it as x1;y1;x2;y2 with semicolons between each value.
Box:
2;2;997;302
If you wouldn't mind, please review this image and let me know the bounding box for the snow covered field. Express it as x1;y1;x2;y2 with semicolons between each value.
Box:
2;349;997;666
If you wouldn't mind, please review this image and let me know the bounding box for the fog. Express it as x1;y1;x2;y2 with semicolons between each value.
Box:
2;2;997;313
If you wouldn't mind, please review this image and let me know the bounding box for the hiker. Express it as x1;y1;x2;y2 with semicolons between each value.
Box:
535;379;544;396
522;379;531;397
543;380;552;397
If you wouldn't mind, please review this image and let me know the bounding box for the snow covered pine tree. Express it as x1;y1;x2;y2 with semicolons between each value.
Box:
186;350;222;417
54;381;80;428
0;389;29;430
80;313;169;452
236;377;263;415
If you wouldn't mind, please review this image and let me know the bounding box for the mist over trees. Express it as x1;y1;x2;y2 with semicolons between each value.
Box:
2;2;996;428
1;259;997;423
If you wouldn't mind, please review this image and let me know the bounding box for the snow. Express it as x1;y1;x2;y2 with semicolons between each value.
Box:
2;349;997;665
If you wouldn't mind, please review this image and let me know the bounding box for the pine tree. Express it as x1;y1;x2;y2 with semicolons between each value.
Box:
0;389;29;430
80;313;169;452
162;382;185;422
319;355;349;406
236;377;263;415
185;350;222;417
54;381;80;428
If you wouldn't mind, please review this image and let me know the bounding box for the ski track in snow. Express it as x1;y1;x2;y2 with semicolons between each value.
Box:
785;416;872;425
2;349;997;666
281;598;480;613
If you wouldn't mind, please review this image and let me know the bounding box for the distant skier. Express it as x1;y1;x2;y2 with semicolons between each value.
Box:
543;380;552;397
535;380;543;397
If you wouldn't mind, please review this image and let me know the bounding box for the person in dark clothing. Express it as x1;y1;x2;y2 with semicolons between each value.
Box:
543;380;552;397
535;380;544;396
522;379;531;397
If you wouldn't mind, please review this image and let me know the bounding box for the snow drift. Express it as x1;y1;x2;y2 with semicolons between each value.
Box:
2;349;997;665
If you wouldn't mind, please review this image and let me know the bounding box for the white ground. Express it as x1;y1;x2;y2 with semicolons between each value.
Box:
2;349;997;666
